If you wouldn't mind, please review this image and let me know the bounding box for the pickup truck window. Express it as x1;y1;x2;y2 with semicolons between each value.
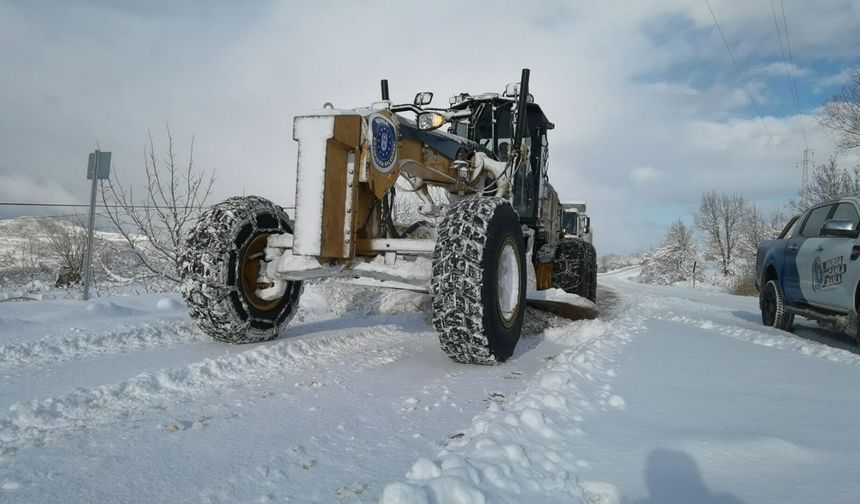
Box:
831;202;860;227
778;215;800;239
800;204;835;237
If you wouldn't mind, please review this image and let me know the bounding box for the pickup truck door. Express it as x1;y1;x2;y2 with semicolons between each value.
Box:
792;203;834;306
782;234;805;303
801;202;860;312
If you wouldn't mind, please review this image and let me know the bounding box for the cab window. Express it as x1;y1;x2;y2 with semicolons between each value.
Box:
800;205;834;237
778;215;800;239
830;202;860;227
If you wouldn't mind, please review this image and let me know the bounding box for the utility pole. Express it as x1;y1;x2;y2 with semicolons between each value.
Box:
84;150;111;300
801;147;812;189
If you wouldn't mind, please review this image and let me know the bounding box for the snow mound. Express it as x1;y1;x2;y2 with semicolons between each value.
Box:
83;301;145;317
381;311;644;503
297;280;429;321
156;297;184;311
0;321;203;370
0;322;416;449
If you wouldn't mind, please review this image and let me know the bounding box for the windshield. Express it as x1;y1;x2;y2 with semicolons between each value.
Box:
563;211;578;235
471;102;526;161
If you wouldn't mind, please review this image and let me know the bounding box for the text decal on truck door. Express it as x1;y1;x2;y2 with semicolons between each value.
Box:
812;255;847;291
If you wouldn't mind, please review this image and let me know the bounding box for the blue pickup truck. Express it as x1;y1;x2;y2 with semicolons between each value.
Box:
756;197;860;340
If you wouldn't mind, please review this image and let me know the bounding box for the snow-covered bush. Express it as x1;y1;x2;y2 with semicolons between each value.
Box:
638;220;702;285
598;253;643;273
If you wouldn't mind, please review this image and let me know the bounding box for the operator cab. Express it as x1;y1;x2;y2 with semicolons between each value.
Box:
448;96;554;225
561;201;592;243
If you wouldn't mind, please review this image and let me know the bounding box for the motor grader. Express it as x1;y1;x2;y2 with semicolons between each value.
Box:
179;69;598;365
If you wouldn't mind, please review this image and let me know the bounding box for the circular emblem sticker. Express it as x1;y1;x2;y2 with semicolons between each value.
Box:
812;256;825;292
370;114;397;173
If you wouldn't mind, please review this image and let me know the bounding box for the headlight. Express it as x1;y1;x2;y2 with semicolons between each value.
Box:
417;112;446;131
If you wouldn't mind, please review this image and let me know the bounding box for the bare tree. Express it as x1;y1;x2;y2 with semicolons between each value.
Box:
821;69;860;152
695;191;749;276
43;217;88;286
101;126;215;284
790;157;859;212
18;235;47;282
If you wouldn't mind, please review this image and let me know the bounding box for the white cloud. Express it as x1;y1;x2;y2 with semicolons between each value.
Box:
1;0;858;254
749;62;809;78
630;166;665;185
814;68;857;91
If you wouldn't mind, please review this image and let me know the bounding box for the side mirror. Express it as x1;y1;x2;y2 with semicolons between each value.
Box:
821;219;859;238
413;92;433;106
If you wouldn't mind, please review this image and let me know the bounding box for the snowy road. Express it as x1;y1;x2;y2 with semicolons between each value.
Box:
1;272;860;503
574;269;860;503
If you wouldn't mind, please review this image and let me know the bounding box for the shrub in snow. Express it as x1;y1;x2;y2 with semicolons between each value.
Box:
639;220;702;286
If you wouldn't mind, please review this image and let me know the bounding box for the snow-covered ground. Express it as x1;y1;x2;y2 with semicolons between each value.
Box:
1;269;859;502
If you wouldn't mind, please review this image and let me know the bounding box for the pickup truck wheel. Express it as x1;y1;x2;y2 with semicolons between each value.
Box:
760;280;794;331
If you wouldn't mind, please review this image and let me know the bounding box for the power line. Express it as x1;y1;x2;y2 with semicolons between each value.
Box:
778;0;809;147
703;0;790;165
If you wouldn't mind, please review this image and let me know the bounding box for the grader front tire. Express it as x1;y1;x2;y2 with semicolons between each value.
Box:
430;197;527;364
179;196;303;344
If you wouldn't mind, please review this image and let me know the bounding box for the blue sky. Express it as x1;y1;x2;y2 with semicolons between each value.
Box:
0;0;858;254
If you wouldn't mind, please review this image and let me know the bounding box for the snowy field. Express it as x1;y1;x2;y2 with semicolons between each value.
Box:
1;269;860;503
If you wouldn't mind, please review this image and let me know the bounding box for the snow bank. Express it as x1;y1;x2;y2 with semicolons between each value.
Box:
0;320;203;370
381;311;643;503
0;321;417;450
296;280;430;321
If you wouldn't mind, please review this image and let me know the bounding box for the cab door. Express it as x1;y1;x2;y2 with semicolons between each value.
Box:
792;203;834;305
807;202;860;311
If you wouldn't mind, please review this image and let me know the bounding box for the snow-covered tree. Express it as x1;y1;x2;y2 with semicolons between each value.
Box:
790;157;859;213
695;191;748;276
639;220;701;285
739;206;786;259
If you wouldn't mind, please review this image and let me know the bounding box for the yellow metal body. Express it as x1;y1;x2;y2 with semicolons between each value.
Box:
295;109;458;264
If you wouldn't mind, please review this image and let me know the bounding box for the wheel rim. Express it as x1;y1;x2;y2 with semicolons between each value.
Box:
240;234;281;312
496;237;521;328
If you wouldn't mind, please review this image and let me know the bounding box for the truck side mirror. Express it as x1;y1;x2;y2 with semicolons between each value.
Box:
821;219;860;238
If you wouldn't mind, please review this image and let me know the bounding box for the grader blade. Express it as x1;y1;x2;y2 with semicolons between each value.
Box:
526;288;600;321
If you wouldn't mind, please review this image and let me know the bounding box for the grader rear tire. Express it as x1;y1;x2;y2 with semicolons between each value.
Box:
430;197;527;364
179;196;303;344
584;241;597;302
552;237;596;301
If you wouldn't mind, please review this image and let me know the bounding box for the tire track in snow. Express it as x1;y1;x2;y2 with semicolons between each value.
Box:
0;317;428;451
617;283;860;367
0;320;205;370
653;311;860;367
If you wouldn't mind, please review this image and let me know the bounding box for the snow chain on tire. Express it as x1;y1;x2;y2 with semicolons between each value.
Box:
760;279;794;331
430;197;526;364
584;241;597;302
552;238;597;302
180;196;303;344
